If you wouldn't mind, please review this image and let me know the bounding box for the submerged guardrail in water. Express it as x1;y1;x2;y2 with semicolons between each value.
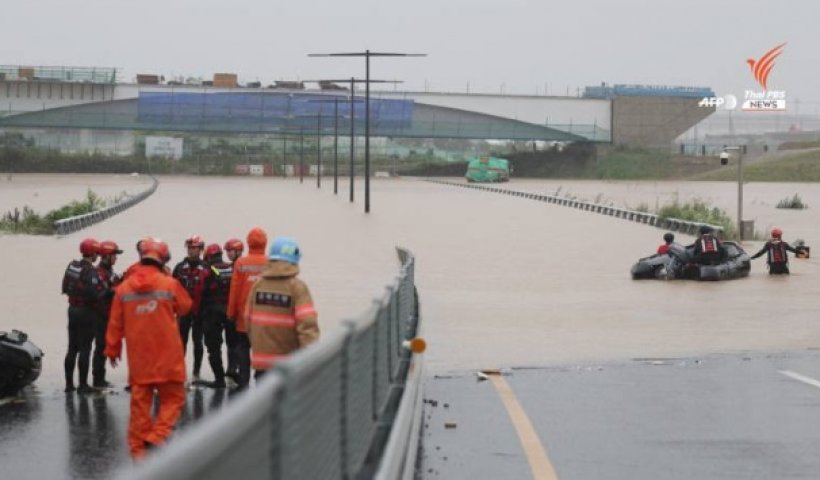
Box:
53;176;159;235
427;179;724;238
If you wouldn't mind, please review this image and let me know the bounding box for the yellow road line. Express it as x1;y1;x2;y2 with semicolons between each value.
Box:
489;375;559;480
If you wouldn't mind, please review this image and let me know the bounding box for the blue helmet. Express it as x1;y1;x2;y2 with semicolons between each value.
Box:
268;236;301;265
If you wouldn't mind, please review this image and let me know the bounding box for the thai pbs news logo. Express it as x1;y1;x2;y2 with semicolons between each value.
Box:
699;43;787;112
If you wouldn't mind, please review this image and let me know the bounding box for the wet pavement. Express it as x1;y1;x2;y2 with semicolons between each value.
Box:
0;385;233;480
1;174;819;478
422;351;820;480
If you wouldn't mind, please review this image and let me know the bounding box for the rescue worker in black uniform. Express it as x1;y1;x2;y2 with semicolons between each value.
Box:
222;238;244;382
690;225;727;266
92;240;122;388
751;227;800;275
172;235;209;380
199;243;235;388
62;238;106;393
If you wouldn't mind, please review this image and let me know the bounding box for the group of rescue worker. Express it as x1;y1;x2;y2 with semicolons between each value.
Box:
61;228;319;459
656;225;804;274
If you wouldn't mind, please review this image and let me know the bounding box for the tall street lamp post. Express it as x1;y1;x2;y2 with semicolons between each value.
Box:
308;52;425;213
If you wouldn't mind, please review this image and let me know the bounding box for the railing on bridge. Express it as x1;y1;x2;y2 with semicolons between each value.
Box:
121;247;423;480
427;179;724;238
53;176;159;235
0;65;117;84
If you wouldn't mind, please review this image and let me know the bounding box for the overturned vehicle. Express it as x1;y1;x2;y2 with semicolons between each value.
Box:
631;241;751;281
0;330;43;397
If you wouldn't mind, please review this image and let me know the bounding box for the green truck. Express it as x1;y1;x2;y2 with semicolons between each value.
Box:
465;156;510;183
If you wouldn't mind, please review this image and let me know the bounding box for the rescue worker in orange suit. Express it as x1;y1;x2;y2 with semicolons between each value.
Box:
92;240;123;389
222;238;244;382
690;225;726;266
657;232;676;255
105;239;192;460
172;236;209;381
199;243;233;388
62;238;107;394
246;236;319;379
751;227;800;275
227;228;268;388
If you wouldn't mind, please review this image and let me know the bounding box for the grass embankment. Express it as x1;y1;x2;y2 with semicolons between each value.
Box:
656;200;737;239
0;189;119;235
693;150;820;182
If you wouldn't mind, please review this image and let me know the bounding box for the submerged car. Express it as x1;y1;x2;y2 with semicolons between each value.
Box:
0;330;43;396
631;241;751;281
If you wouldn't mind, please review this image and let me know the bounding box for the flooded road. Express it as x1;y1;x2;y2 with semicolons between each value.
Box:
2;175;819;381
0;173;152;214
1;174;819;478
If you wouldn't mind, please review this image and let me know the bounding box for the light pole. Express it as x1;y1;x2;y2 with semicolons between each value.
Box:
308;51;426;213
723;146;744;240
304;78;402;202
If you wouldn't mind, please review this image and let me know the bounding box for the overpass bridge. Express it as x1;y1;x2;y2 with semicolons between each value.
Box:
0;65;715;149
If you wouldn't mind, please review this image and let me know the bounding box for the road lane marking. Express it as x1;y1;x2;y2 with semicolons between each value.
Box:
779;370;820;389
489;375;559;480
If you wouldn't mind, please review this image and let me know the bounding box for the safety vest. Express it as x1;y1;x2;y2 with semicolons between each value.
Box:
203;261;233;306
62;259;101;307
701;235;717;253
770;241;787;264
172;258;209;314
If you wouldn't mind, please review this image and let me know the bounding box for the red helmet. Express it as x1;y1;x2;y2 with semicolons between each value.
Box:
98;240;123;256
185;235;205;248
224;238;244;253
79;238;99;256
140;239;170;264
204;243;222;258
771;227;783;239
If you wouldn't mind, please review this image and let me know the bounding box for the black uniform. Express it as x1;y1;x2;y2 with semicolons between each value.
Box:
92;262;120;387
61;258;106;391
751;240;798;274
172;258;209;377
200;258;236;387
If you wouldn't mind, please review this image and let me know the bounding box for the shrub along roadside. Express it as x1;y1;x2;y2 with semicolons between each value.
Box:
657;199;737;239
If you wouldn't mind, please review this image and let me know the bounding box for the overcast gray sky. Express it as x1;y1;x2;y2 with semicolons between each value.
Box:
1;0;818;103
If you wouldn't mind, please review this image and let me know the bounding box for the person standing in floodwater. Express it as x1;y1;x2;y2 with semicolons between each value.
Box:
751;227;801;275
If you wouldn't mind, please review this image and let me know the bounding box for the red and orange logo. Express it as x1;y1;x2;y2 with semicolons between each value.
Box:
746;43;786;90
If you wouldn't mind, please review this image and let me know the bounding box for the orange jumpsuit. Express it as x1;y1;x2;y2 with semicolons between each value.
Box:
105;263;192;459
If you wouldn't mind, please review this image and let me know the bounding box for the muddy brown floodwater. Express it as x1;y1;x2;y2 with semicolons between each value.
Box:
1;175;819;389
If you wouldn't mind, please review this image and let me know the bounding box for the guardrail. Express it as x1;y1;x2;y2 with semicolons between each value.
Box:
122;247;422;480
53;176;159;235
427;179;724;238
